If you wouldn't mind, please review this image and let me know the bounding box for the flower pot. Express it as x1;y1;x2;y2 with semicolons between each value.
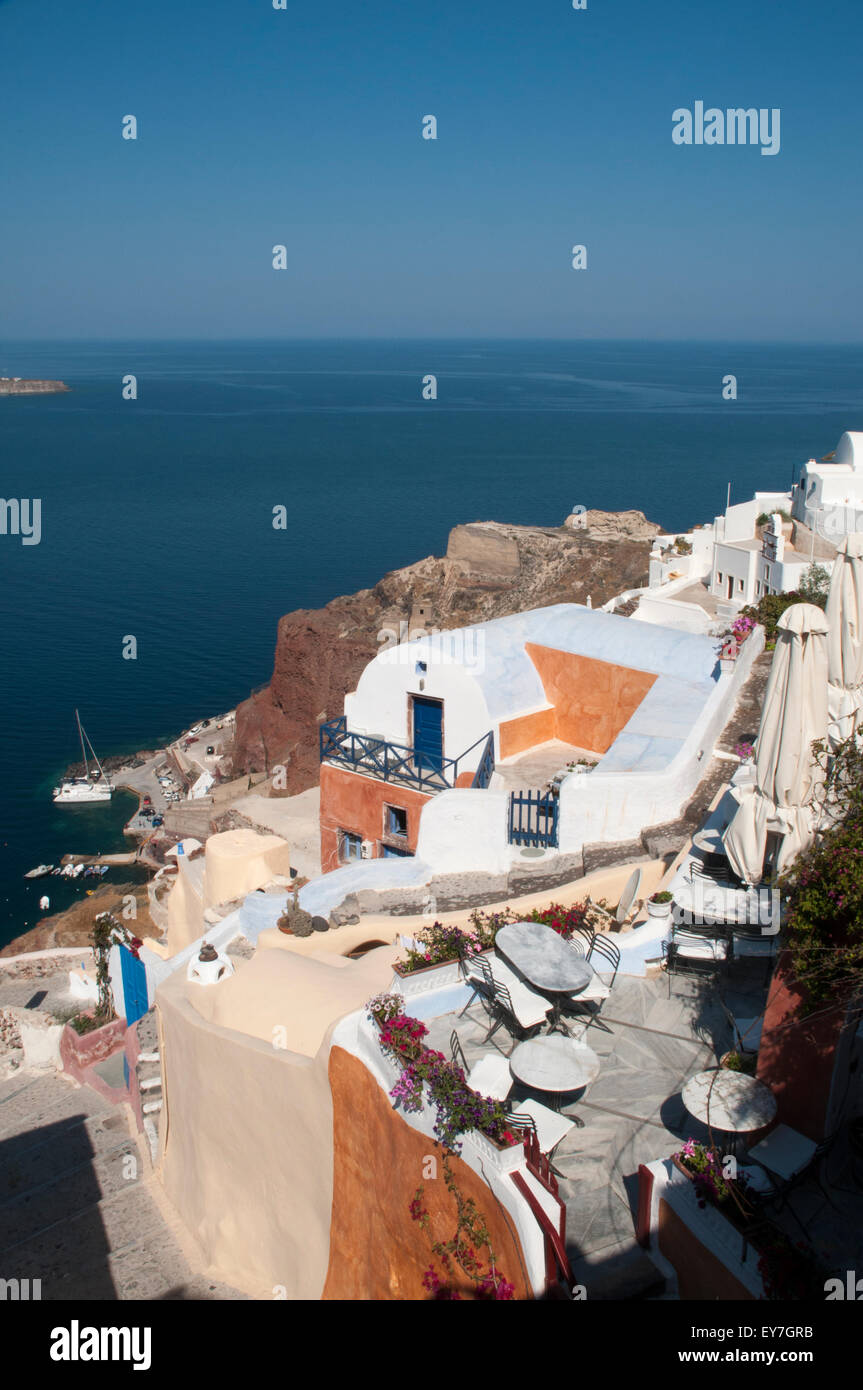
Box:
647;899;673;921
392;948;493;998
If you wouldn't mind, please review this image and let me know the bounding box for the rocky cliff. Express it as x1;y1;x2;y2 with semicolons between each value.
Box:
231;512;662;793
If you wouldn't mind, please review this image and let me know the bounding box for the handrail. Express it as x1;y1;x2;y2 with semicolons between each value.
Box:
510;1168;574;1295
319;716;495;795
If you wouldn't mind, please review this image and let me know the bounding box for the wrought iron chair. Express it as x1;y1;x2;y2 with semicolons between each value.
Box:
449;1029;512;1102
464;955;548;1051
738;1128;839;1241
506;1105;577;1176
563;926;594;957
566;933;620;1032
663;918;733;995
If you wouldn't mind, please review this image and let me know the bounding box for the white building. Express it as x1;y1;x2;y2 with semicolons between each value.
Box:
791;431;863;540
318;603;761;879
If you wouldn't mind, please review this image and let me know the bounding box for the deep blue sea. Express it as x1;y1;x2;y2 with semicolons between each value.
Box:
2;338;862;947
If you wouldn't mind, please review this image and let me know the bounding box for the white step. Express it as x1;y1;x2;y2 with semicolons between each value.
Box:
142;1099;163;1115
138;1051;160;1064
139;1076;163;1092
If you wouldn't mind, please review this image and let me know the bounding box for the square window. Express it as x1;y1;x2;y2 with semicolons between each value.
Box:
338;830;363;863
385;804;408;838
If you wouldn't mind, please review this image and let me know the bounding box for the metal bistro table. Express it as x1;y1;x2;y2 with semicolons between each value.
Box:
681;1068;777;1158
495;921;591;1037
510;1034;601;1116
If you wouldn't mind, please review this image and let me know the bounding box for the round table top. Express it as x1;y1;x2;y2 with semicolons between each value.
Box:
495;922;592;995
681;1068;777;1132
509;1035;601;1093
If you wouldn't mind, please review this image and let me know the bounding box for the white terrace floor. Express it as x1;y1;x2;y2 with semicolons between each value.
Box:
425;968;863;1298
494;739;598;793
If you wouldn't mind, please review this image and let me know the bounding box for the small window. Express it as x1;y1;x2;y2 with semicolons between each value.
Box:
415;661;427;675
385;804;408;838
716;572;723;585
338;830;363;863
737;578;744;593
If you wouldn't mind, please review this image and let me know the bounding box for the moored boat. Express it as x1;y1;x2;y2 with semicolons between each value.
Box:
53;711;114;804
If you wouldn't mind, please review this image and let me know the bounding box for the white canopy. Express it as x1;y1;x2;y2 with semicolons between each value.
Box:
826;534;863;747
723;604;830;885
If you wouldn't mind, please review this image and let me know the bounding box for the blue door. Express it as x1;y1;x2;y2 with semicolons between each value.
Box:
412;696;443;772
120;945;148;1025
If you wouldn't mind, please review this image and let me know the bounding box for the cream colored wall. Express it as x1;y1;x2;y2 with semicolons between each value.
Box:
165;866;205;954
154;943;397;1297
204;829;292;908
157;970;333;1298
164;828;292;957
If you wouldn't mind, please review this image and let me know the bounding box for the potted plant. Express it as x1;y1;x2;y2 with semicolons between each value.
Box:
719;1049;758;1075
647;890;673;921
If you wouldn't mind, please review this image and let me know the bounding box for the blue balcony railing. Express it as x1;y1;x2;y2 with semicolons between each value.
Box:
319;717;495;795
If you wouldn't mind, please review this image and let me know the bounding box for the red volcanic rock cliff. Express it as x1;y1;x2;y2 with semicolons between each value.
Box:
231;514;662;794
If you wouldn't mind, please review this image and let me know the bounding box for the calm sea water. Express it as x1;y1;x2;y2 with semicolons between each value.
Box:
1;338;861;946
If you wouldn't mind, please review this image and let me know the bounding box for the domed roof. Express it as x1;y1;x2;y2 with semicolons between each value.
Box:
834;432;863;470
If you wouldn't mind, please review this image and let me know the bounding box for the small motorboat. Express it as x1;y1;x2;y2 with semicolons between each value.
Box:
39;895;50;910
24;864;54;879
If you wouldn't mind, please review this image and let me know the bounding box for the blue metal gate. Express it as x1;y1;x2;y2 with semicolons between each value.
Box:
120;945;148;1025
411;696;443;772
508;790;560;849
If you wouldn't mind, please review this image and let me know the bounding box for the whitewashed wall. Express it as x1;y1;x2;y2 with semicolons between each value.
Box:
415;788;510;874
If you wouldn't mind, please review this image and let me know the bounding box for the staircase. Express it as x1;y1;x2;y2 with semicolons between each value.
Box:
0;1068;242;1299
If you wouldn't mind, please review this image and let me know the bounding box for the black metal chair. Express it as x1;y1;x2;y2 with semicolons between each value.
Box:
450;1029;469;1078
563;927;593;958
564;933;620;1032
663;918;733;995
739;1131;839;1242
460;954;545;1052
688;858;745;892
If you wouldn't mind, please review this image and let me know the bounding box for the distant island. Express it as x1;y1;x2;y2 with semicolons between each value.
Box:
0;378;70;395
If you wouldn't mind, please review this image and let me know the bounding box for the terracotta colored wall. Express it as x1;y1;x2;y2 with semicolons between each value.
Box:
323;1046;532;1300
499;706;555;759
757;951;848;1142
319;763;431;873
499;645;657;759
658;1201;754;1301
528;644;657;755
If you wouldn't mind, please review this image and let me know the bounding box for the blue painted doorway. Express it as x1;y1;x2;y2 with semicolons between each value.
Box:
120;945;148;1025
411;696;443;772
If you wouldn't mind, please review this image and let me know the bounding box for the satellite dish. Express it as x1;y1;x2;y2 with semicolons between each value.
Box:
616;867;642;923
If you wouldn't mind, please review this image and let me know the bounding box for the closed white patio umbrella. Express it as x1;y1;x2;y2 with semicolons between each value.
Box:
826;534;863;747
723;604;830;885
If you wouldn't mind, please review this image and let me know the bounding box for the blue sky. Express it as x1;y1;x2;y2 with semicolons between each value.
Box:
1;0;861;339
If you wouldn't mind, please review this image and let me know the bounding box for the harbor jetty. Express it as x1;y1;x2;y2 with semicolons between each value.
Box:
0;378;70;395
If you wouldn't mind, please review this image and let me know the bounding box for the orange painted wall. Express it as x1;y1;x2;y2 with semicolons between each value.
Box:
323;1045;533;1300
498;644;657;757
498;706;555;759
319;762;431;873
756;951;848;1142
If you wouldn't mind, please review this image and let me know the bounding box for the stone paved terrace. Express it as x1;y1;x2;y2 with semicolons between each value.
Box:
0;1067;245;1300
425;967;789;1298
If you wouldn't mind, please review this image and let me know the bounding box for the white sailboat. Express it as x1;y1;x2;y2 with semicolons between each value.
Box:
53;710;114;804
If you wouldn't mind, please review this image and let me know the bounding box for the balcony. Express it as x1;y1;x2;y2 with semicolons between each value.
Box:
319;717;494;795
